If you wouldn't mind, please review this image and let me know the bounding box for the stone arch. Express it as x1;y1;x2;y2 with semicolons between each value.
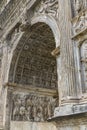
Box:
6;15;60;89
31;14;60;47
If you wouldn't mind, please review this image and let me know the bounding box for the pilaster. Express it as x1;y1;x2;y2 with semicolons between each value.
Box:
58;0;80;105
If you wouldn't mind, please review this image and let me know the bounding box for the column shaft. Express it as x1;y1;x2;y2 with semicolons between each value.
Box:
58;0;79;104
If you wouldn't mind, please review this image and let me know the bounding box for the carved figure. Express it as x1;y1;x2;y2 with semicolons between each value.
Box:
13;98;21;120
19;106;27;121
47;98;52;118
43;97;49;120
35;0;58;17
44;0;58;15
85;13;87;27
12;93;58;122
80;40;87;92
75;0;84;14
74;15;85;33
35;106;44;122
20;8;30;31
25;97;32;121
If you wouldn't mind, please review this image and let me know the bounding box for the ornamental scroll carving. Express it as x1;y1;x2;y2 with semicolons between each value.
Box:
12;93;58;122
34;0;59;18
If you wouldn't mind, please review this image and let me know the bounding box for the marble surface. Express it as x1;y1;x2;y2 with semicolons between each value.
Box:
10;121;57;130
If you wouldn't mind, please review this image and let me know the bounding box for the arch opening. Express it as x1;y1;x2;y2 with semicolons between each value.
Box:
9;22;58;90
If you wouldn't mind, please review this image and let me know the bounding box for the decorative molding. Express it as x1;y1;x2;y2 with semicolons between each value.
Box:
5;82;58;97
0;0;36;38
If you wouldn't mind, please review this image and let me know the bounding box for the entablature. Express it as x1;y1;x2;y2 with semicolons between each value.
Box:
0;0;38;38
0;0;59;40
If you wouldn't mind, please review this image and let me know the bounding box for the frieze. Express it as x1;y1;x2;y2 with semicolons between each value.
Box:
34;0;59;18
11;93;58;122
0;0;35;35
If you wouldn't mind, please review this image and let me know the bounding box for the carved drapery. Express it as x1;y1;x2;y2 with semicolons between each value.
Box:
74;0;87;15
6;25;21;53
72;10;87;36
11;93;58;122
80;40;87;93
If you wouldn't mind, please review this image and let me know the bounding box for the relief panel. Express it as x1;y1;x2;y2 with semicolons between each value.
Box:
34;0;59;18
11;92;58;122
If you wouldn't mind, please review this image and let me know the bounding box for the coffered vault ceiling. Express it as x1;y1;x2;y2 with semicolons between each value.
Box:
9;23;58;89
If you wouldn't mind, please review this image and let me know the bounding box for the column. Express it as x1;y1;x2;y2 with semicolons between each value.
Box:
58;0;81;105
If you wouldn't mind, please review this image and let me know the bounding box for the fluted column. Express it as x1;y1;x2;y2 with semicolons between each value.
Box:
58;0;81;105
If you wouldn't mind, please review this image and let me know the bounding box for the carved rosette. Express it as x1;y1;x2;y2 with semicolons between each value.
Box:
34;0;59;18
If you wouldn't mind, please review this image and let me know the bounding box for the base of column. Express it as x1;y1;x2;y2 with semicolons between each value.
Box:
80;93;87;103
48;103;87;120
60;96;81;105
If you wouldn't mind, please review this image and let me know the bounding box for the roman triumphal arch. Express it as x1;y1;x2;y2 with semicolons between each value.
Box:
0;0;87;130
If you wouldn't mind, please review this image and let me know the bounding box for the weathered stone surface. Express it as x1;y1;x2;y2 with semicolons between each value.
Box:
54;103;87;117
0;0;87;130
10;122;57;130
11;91;58;122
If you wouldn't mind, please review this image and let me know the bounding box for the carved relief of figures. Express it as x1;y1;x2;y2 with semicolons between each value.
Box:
74;14;85;33
75;0;84;14
6;25;20;53
20;8;30;31
12;95;21;120
12;93;58;122
80;40;87;92
34;0;59;18
74;0;87;15
85;13;87;27
73;11;87;34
